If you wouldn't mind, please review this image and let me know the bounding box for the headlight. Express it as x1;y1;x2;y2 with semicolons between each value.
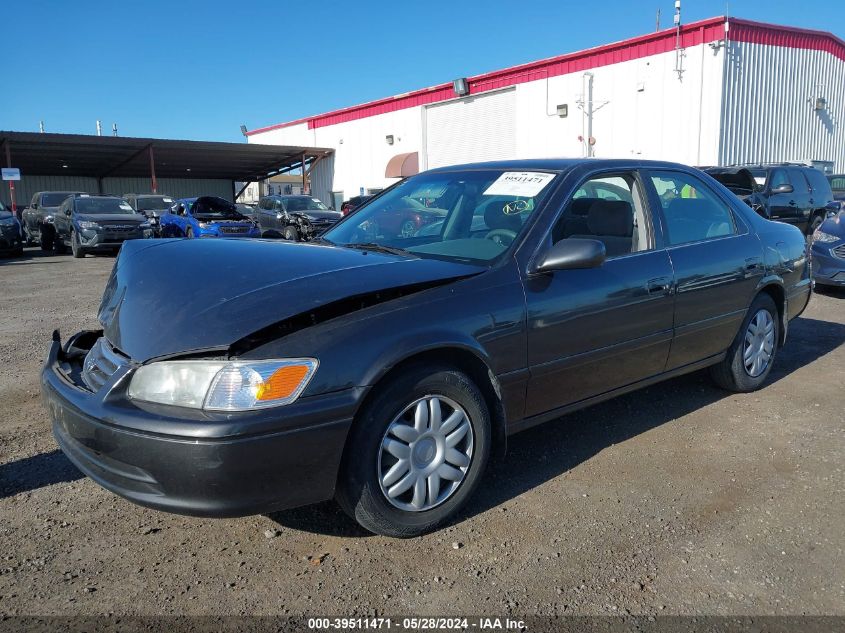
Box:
139;222;151;229
78;221;100;230
812;230;840;244
127;358;318;411
198;222;209;229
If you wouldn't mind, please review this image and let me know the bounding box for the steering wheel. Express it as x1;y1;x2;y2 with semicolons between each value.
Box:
485;228;517;246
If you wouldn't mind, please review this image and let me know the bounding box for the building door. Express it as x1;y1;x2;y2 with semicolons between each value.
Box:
424;88;516;169
331;191;344;211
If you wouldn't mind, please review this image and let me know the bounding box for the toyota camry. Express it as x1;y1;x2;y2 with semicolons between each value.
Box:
43;159;812;537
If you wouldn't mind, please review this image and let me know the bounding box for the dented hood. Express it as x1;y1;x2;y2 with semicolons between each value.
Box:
99;239;483;362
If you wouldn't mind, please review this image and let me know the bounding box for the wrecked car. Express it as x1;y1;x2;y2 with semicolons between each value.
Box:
43;159;811;537
256;194;342;241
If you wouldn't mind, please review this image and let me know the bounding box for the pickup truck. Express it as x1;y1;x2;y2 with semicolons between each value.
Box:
21;191;85;250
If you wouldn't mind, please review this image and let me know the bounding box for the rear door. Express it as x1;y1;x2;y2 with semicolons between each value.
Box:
523;168;675;417
787;168;813;230
645;169;763;370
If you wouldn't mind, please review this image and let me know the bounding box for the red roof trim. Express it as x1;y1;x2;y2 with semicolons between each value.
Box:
245;17;845;136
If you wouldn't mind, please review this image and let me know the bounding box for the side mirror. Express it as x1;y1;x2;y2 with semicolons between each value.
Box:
532;238;606;274
32;203;39;210
771;183;794;195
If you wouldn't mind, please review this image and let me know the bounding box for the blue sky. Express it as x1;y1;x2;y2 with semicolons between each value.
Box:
3;0;843;142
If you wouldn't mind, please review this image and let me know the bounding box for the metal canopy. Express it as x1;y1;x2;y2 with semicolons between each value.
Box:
0;131;333;181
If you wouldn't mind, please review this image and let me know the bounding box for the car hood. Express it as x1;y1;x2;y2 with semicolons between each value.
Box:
99;239;483;362
77;214;145;223
292;210;343;221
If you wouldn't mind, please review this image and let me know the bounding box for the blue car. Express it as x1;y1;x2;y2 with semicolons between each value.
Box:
160;196;261;239
811;210;845;287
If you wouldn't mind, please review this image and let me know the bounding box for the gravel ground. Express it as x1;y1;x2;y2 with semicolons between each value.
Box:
1;247;843;618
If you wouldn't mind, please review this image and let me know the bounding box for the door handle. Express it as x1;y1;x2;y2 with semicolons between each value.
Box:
646;277;673;295
788;200;796;206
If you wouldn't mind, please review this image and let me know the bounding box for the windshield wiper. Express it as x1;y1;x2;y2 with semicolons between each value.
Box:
345;242;414;257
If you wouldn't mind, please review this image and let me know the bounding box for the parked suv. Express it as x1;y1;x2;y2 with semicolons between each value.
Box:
742;164;834;234
21;191;85;250
123;194;175;237
53;195;152;257
257;195;342;241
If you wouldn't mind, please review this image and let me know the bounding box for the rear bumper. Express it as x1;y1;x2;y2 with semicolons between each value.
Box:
42;334;360;517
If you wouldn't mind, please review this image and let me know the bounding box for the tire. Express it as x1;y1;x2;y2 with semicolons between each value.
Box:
336;365;491;537
40;225;53;251
283;226;300;241
709;293;779;392
185;227;194;239
23;225;35;246
808;213;824;235
53;231;68;254
71;230;85;258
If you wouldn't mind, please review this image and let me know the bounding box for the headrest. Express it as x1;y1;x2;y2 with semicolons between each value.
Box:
586;200;633;237
484;201;523;232
569;198;594;216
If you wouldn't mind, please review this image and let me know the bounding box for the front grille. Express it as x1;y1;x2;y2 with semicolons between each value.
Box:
220;226;248;234
82;338;128;392
833;244;845;259
101;224;138;233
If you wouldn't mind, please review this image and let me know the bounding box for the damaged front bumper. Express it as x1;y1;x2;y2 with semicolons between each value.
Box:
42;331;360;517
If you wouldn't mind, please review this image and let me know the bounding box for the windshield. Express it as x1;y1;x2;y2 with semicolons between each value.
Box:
749;169;768;187
323;169;558;264
192;197;242;219
136;196;174;211
76;198;137;215
285;197;329;212
42;192;76;207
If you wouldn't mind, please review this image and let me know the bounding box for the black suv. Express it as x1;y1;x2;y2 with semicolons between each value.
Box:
733;164;833;234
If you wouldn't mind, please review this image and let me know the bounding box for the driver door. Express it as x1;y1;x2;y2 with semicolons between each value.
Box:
523;170;675;417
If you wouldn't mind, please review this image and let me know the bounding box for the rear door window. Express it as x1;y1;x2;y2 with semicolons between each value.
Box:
649;171;736;246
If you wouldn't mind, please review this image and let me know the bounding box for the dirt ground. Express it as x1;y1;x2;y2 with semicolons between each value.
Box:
1;247;843;618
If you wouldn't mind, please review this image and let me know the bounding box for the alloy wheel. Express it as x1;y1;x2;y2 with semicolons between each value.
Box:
377;395;474;512
743;309;775;377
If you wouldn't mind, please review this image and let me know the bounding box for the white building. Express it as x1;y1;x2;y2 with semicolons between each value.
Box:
245;16;845;208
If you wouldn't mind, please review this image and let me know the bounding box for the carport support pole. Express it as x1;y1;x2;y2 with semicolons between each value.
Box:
301;153;307;194
149;146;158;194
4;142;16;215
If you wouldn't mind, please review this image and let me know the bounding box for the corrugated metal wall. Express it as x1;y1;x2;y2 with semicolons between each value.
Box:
100;177;233;200
1;176;234;206
310;154;335;206
720;40;845;170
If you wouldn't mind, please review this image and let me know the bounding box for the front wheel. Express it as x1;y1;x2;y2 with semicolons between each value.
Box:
40;226;54;251
53;231;68;254
710;293;779;392
283;226;300;241
808;213;824;235
336;365;491;537
71;230;85;258
185;227;194;239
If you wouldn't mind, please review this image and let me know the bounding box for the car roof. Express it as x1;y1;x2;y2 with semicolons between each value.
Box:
424;158;697;174
263;194;315;199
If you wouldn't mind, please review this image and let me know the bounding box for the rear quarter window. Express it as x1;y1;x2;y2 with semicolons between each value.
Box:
805;169;833;196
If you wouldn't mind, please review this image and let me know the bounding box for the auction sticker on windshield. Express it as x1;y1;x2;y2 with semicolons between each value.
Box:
483;171;555;197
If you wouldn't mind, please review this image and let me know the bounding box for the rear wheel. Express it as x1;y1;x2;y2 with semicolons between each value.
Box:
283;226;300;241
336;365;491;537
71;230;85;258
710;293;779;392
